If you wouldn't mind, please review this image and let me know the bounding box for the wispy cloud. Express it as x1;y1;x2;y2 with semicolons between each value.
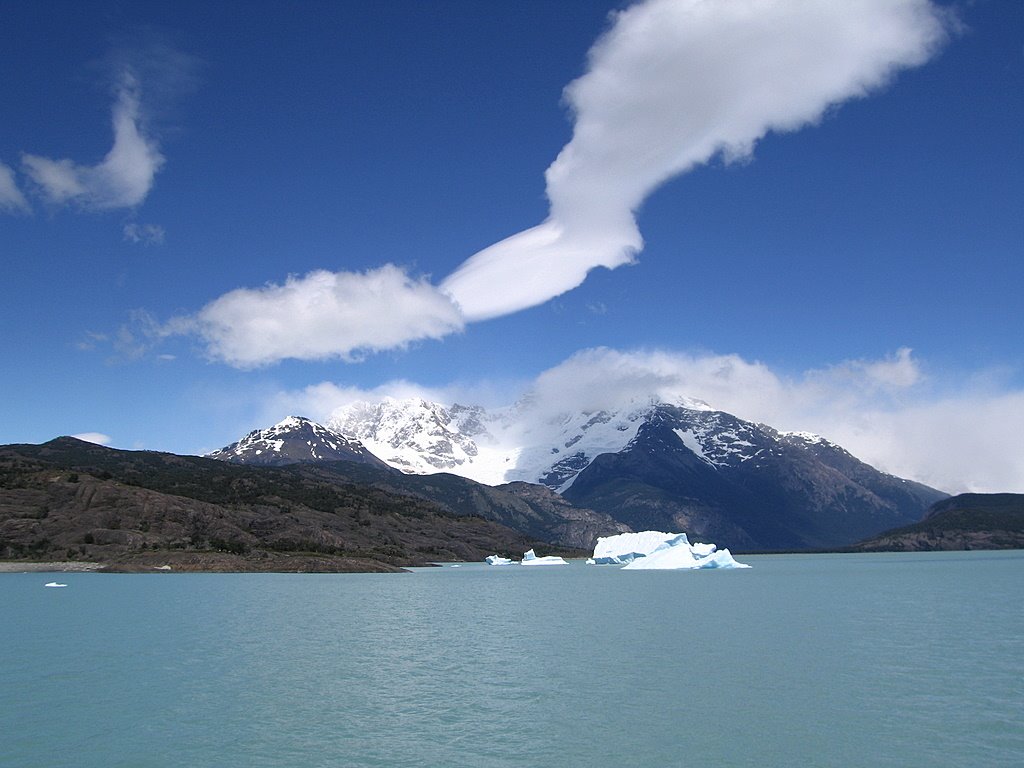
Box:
441;0;950;320
0;161;29;213
269;346;1023;494
180;265;464;368
123;221;166;245
22;70;165;210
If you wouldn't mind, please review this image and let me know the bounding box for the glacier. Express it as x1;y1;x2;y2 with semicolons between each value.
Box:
590;531;749;570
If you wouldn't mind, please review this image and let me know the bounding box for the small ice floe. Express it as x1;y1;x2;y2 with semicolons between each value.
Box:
485;554;515;566
44;582;68;588
450;564;462;568
520;548;568;566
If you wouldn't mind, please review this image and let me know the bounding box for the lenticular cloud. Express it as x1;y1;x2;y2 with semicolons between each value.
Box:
441;0;949;321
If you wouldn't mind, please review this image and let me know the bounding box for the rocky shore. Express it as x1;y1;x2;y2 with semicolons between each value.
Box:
0;550;409;573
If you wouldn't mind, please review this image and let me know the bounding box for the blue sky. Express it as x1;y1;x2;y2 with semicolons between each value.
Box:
1;0;1022;492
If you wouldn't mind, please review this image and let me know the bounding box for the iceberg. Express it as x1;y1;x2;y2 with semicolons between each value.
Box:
590;531;750;570
485;554;515;566
44;582;68;587
622;545;749;570
519;548;568;566
589;531;690;564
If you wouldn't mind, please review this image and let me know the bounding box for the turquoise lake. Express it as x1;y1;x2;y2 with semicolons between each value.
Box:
2;551;1022;767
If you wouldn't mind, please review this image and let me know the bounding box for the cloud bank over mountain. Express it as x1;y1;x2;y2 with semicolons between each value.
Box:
267;347;1024;495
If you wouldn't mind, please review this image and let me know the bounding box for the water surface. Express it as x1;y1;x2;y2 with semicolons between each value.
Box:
2;551;1021;767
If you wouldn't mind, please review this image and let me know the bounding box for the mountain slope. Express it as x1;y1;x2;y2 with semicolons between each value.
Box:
856;493;1024;551
0;438;540;570
301;461;629;550
562;405;947;550
207;415;629;549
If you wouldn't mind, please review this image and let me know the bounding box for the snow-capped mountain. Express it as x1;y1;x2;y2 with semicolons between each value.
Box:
325;395;713;490
323;397;947;549
208;416;391;470
562;404;947;549
327;399;497;478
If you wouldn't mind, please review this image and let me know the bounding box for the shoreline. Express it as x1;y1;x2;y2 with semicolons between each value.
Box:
0;552;410;574
0;561;104;573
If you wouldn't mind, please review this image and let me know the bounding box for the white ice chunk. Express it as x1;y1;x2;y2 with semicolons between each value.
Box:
485;554;515;566
520;548;568;566
590;531;688;564
44;582;67;587
593;530;749;570
690;541;718;557
622;544;750;570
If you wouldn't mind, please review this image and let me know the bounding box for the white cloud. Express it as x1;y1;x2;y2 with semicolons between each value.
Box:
22;71;164;210
264;379;454;425
177;0;950;365
123;222;166;245
71;432;112;446
183;265;464;368
441;0;949;320
0;161;29;213
530;347;1023;494
266;346;1023;494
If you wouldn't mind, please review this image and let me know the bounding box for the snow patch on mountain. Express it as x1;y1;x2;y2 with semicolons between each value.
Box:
780;430;828;445
209;415;385;467
673;422;759;466
326;394;716;490
326;398;509;482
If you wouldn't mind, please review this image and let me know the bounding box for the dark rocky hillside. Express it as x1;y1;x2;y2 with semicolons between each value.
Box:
855;493;1024;551
0;438;547;571
205;415;628;549
299;462;629;550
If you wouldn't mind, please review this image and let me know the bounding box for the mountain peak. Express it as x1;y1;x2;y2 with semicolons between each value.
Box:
209;417;391;470
273;415;314;429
